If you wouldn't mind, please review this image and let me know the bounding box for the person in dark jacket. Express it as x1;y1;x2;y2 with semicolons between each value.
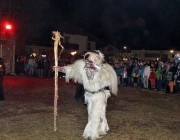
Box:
174;62;180;93
127;63;134;87
0;58;5;101
169;62;177;81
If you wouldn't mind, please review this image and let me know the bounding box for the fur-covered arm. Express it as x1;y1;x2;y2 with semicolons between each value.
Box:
63;60;85;84
62;59;118;96
102;63;118;96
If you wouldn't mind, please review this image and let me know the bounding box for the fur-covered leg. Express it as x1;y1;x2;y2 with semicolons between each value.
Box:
84;92;92;122
87;136;92;140
99;104;109;135
83;92;105;140
99;90;111;135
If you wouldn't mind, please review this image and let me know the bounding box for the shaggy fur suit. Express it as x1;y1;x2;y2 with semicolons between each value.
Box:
63;51;118;140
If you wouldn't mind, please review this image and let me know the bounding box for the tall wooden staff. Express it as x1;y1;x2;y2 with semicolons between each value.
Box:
52;31;64;131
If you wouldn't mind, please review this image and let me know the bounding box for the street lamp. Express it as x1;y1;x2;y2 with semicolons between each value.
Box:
124;46;127;56
170;50;174;61
5;24;12;30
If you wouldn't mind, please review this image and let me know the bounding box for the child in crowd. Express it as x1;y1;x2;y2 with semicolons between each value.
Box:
156;67;163;91
122;66;128;86
138;63;145;88
127;63;134;87
150;68;156;89
131;63;139;87
174;62;180;93
143;63;151;89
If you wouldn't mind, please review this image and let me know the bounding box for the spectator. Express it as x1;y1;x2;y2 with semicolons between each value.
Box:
169;62;177;81
127;63;134;87
34;58;38;76
15;57;20;75
131;63;139;87
143;63;151;89
43;57;50;77
24;59;29;76
115;64;123;86
0;58;5;101
156;67;163;91
163;64;171;89
19;56;25;75
146;60;151;66
122;66;128;86
150;67;156;89
174;62;180;93
37;56;44;77
28;56;36;76
138;62;145;88
154;61;158;70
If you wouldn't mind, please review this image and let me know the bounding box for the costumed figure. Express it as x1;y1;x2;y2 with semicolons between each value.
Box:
60;50;118;140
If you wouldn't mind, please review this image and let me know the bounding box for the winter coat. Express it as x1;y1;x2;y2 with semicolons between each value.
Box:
115;67;123;76
138;65;145;76
143;66;150;78
28;58;36;67
174;67;180;82
169;66;177;81
131;66;139;77
156;69;163;80
150;70;156;79
127;65;134;77
37;60;44;69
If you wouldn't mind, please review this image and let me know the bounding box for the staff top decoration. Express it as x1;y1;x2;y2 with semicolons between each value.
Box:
52;31;64;58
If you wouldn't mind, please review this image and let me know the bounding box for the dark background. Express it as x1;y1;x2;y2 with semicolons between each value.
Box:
0;0;180;50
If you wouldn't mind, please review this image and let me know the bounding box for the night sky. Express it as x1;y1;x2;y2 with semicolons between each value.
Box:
1;0;180;50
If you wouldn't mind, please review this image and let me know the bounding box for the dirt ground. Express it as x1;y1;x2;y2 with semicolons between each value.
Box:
0;76;180;140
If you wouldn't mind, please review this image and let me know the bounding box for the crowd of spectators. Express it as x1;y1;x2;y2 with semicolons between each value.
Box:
110;57;180;94
15;54;73;78
14;53;180;94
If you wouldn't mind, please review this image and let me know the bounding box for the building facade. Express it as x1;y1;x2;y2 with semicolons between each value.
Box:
63;32;96;53
25;32;97;58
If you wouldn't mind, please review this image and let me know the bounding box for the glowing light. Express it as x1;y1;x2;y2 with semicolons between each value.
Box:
6;24;12;30
124;46;127;55
71;51;77;55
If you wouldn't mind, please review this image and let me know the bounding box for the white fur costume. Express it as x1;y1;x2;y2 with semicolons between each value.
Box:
63;50;118;140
